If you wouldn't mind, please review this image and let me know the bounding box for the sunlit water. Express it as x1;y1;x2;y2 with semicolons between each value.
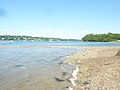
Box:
0;41;120;90
0;40;120;46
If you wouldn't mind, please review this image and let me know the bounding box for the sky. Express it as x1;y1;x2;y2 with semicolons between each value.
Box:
0;0;120;39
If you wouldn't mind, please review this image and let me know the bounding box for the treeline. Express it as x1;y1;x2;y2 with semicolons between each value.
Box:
82;33;120;42
0;35;80;41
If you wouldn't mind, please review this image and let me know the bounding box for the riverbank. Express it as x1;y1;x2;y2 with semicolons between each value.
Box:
67;46;120;90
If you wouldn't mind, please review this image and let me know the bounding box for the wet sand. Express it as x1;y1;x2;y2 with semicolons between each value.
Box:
67;46;120;90
1;67;71;90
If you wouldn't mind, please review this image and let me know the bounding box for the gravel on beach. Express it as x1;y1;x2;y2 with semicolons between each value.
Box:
67;47;120;90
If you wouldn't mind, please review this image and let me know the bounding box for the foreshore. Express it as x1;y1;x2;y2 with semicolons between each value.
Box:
0;46;120;90
67;46;120;90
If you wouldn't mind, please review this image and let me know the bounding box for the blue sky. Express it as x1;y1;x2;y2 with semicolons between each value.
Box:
0;0;120;39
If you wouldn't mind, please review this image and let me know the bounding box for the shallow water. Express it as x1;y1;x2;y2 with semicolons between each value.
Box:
0;47;82;90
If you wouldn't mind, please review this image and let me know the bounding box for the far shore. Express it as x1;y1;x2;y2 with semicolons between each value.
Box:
0;45;120;49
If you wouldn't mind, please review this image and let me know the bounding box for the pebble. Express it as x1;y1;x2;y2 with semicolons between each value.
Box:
83;80;91;85
77;60;81;63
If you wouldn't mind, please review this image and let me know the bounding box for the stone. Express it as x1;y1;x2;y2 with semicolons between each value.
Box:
116;50;120;56
75;80;82;84
58;62;63;65
82;80;91;85
77;60;81;63
55;72;71;82
14;65;23;67
62;72;69;76
55;76;67;82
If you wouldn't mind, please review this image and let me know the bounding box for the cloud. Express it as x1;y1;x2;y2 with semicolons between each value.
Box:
31;29;91;39
0;29;13;35
0;29;91;39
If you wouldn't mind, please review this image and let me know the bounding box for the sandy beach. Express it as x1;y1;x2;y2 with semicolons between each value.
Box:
67;46;120;90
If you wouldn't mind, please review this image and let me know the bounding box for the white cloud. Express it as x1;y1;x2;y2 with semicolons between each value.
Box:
0;29;91;39
31;29;91;39
0;29;13;35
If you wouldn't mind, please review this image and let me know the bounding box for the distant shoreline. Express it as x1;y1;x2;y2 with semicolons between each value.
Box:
0;45;120;49
0;35;80;41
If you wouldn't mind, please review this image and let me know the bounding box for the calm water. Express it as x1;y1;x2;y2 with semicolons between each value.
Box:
0;40;120;46
0;41;120;90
